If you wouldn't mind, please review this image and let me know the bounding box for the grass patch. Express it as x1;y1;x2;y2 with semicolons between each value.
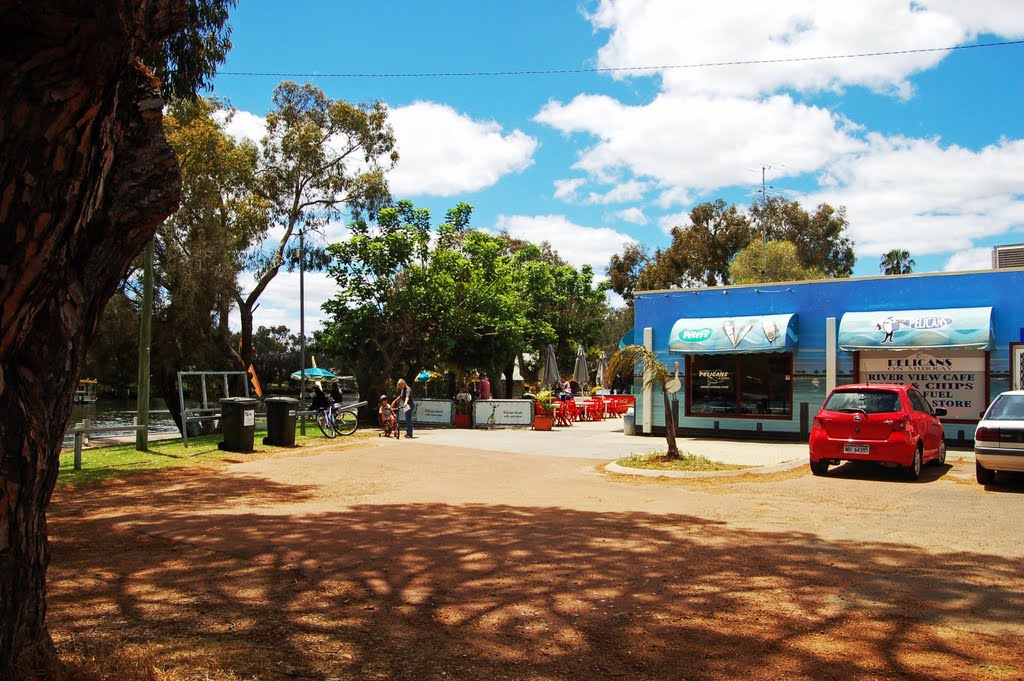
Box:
616;451;750;472
980;663;1018;677
59;423;370;486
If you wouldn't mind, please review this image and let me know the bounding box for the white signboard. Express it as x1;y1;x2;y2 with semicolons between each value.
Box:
243;409;255;427
472;399;534;427
413;399;454;425
860;349;986;421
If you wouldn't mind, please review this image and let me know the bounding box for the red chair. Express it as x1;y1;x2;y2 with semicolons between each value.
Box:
554;401;573;426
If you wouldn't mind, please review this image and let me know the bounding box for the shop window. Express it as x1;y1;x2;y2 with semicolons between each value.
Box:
687;353;792;418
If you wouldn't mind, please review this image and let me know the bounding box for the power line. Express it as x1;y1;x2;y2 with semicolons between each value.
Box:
218;39;1024;79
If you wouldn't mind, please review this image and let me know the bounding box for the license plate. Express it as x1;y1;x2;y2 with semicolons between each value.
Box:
844;444;870;454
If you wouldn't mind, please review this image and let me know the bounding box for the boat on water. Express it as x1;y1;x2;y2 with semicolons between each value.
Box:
74;379;98;404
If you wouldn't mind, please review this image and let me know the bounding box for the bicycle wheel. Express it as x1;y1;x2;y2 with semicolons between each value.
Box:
335;410;358;436
316;412;337;438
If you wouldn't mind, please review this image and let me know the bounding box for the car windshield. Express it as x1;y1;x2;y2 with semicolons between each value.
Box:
824;390;901;414
984;394;1024;420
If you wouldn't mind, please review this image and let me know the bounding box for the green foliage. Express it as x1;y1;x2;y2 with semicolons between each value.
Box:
606;345;679;458
616;452;748;472
729;240;826;284
318;201;608;403
750;197;855;278
606;242;649;304
608;196;854;295
143;0;237;101
535;390;557;414
880;249;915;275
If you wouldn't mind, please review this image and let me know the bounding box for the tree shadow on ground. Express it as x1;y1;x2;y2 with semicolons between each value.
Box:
47;472;1024;681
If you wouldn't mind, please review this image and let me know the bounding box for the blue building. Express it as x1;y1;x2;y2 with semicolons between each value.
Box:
630;268;1024;444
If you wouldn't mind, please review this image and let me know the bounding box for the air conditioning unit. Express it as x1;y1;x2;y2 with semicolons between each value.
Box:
992;244;1024;269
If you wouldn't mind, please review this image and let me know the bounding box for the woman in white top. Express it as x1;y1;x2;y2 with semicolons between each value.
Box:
392;378;415;438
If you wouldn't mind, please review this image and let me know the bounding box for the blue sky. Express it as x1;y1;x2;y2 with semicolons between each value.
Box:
207;1;1024;331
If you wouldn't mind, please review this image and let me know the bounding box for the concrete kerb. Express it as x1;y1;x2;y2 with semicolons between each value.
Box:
604;457;807;479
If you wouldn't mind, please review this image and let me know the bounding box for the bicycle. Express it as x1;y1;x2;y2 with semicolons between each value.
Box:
315;402;360;438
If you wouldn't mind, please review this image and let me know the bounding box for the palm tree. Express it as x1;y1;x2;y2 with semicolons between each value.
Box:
880;249;915;275
606;345;679;458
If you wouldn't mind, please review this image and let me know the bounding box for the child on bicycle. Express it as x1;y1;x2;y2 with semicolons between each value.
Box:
378;394;399;438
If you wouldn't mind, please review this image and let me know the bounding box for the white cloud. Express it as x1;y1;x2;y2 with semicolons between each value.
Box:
536;92;862;196
554;177;586;201
494;214;636;272
586;0;981;98
612;207;648;225
388;101;538;197
944;247;993;272
657;211;691;235
219;109;266;145
236;269;336;334
803;135;1024;257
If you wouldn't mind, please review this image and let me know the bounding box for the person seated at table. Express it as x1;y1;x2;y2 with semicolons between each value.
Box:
522;385;538;400
556;377;573;401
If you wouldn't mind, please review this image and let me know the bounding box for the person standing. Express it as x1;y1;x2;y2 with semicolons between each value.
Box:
479;373;491;400
393;378;415;439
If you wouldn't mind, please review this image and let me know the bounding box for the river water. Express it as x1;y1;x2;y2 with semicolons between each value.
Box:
66;398;182;446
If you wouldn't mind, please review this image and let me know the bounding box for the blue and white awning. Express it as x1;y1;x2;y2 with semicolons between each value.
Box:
668;313;797;354
838;306;992;351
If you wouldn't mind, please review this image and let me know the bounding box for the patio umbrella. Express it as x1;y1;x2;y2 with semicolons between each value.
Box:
572;345;589;387
595;351;609;387
290;367;338;382
542;344;560;388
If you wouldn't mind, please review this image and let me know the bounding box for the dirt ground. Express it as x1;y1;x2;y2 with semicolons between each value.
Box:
46;436;1024;680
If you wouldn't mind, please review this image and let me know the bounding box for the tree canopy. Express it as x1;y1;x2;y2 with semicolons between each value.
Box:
607;197;855;298
729;240;827;284
880;249;915;275
142;0;237;101
318;201;608;406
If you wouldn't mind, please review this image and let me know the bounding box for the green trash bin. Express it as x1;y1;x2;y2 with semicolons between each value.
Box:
263;396;298;447
218;397;259;452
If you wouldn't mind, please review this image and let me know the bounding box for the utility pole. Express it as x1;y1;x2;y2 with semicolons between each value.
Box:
299;227;306;435
135;239;154;451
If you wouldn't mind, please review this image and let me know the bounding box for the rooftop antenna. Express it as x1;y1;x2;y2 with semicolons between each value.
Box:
757;166;774;283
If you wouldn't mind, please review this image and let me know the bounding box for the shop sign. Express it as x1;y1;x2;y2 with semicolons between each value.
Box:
697;369;732;390
860;350;986;421
413;399;454;425
473;399;534;427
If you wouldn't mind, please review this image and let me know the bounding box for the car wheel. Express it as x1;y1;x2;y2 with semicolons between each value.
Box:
905;446;922;481
976;460;995;485
934;439;946;466
809;458;830;476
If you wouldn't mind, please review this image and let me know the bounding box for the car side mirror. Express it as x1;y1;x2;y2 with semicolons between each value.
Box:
934;407;947;417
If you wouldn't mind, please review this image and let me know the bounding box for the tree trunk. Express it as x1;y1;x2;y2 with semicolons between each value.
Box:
0;2;185;675
662;387;679;458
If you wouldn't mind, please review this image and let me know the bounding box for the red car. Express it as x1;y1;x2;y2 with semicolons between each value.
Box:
809;384;947;481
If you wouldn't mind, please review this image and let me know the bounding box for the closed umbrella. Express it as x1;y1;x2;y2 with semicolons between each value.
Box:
595;351;609;387
542;344;560;388
573;345;589;387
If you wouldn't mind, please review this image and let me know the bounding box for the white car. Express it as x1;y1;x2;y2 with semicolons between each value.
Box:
974;390;1024;484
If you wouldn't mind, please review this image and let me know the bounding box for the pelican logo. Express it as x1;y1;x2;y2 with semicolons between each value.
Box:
679;328;713;343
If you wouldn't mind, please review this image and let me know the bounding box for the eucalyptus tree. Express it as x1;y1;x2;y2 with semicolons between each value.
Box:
152;97;267;427
236;81;399;369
